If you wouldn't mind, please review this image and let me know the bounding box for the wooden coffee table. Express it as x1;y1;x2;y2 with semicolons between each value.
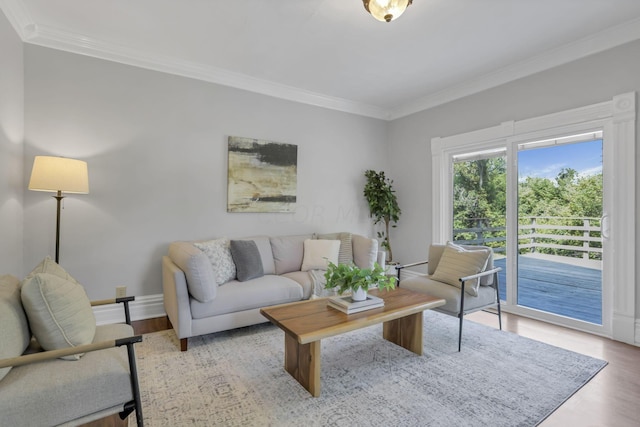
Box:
260;287;445;397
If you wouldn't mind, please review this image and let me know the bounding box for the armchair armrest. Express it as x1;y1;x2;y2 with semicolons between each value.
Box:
459;266;502;284
395;260;429;281
0;335;142;369
91;295;135;325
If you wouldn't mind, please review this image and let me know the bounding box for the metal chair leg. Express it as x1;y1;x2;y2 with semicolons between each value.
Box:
495;272;502;330
458;282;466;352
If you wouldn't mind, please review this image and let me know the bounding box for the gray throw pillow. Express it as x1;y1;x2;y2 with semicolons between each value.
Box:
230;240;264;282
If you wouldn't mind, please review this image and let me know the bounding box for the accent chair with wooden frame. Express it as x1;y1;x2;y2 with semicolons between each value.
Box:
0;273;144;427
396;243;502;351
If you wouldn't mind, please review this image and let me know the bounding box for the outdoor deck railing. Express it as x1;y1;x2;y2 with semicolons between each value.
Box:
453;216;603;261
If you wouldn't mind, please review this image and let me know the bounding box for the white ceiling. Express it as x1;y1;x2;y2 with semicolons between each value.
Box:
3;0;640;119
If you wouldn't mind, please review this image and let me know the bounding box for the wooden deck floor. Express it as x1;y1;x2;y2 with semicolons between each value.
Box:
493;256;602;324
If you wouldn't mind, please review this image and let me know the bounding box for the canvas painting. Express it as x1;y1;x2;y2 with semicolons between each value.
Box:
227;136;298;212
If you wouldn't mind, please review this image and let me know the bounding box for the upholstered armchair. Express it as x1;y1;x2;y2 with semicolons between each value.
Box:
0;261;144;427
396;242;502;351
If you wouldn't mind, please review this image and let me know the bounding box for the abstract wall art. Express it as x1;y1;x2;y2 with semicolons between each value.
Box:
227;136;298;213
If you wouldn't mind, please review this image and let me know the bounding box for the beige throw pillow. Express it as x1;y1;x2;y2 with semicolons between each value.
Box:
431;242;490;296
317;232;353;265
21;272;96;360
301;239;340;271
21;255;81;287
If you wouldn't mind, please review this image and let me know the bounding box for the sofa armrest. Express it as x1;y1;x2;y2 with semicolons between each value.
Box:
162;256;193;339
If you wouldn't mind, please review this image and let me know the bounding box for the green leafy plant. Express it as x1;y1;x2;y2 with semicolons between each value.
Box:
363;170;401;262
324;261;396;295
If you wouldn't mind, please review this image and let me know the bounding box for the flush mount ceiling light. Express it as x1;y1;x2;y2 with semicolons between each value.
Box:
363;0;413;23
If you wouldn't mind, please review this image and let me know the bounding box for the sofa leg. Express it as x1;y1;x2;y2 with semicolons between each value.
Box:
180;338;188;352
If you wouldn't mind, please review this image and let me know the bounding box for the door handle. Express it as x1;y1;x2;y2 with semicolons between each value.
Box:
600;214;609;240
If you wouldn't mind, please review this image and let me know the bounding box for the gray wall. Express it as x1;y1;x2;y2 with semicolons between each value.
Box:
23;45;388;299
388;39;640;319
0;11;24;276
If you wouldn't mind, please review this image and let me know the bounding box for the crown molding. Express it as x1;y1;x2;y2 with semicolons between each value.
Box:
0;0;35;39
2;0;640;121
388;17;640;120
26;23;391;120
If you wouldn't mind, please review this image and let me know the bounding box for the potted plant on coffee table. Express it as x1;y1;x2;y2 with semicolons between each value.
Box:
324;261;396;302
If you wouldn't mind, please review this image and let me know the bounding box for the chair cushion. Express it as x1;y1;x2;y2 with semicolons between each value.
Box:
431;242;491;296
0;323;134;427
0;275;30;382
168;241;217;302
194;238;237;286
301;239;340;271
20;273;96;360
401;275;497;314
230;240;264;282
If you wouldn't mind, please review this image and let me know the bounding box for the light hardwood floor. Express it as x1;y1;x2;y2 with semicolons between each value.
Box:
86;313;640;426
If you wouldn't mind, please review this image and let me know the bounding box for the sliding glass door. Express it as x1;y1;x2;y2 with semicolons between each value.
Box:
449;132;607;329
515;133;603;325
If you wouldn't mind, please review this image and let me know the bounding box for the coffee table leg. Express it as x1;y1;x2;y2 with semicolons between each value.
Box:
382;311;424;355
284;333;321;397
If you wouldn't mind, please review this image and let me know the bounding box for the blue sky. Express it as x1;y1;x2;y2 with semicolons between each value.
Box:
518;139;602;181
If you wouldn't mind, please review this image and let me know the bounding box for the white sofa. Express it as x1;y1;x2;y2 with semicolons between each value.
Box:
162;232;381;351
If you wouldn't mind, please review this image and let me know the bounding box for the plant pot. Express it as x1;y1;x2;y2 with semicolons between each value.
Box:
352;287;367;302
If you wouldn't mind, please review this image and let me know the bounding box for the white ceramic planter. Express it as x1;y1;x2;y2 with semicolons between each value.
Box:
352;287;367;302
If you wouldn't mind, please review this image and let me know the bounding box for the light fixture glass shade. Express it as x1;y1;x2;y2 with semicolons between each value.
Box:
364;0;412;22
28;156;89;194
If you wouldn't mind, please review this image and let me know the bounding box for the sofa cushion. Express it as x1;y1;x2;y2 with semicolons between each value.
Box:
0;275;31;382
0;323;134;426
239;236;276;275
270;234;312;275
281;271;314;299
430;242;491;296
317;232;353;265
194;238;237;285
230;240;264;282
301;239;340;271
168;241;217;303
21;273;96;360
352;234;379;269
190;275;303;318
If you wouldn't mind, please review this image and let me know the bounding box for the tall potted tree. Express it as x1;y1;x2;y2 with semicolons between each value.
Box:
363;170;401;263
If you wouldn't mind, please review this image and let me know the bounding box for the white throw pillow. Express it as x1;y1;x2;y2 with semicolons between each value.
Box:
431;242;491;296
194;238;237;285
301;239;340;271
21;273;96;360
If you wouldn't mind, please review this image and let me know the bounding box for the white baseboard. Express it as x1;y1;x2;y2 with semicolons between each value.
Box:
636;319;640;346
93;293;166;325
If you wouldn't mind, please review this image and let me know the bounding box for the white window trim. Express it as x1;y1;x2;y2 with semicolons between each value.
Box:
431;92;636;345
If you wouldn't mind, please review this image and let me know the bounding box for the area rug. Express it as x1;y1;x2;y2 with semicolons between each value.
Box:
132;311;606;426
